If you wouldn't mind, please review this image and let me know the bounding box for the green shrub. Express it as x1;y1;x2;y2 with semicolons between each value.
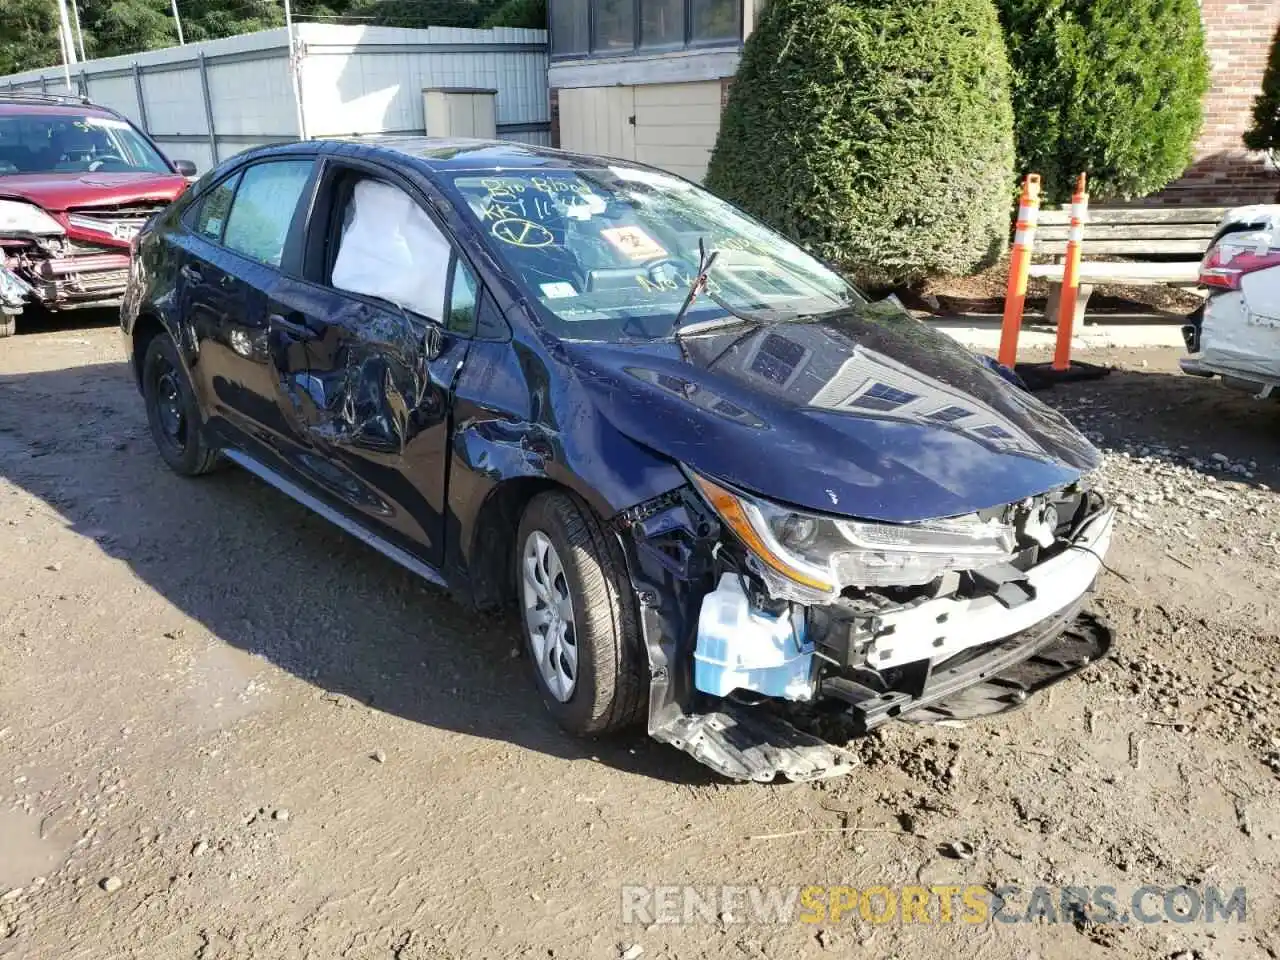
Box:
997;0;1210;204
482;0;546;28
705;0;1015;286
1244;23;1280;160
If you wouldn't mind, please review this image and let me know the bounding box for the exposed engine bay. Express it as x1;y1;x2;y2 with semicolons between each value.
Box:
617;479;1115;782
1;202;167;315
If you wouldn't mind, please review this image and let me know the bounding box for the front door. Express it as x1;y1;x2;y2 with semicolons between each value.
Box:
267;169;479;567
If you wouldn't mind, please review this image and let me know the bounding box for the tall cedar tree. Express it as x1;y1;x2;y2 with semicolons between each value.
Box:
997;0;1210;204
705;0;1016;286
1244;23;1280;162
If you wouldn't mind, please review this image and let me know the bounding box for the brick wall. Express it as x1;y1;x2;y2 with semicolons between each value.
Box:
1158;0;1279;205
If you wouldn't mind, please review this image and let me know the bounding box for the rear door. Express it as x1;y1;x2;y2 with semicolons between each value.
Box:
265;158;480;567
176;157;317;457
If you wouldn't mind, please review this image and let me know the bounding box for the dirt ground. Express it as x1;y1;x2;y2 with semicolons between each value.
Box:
1;316;1278;960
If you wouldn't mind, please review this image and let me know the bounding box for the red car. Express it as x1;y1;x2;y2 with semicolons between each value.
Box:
0;93;195;337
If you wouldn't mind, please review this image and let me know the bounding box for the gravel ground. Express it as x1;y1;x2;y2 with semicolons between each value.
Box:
0;320;1277;960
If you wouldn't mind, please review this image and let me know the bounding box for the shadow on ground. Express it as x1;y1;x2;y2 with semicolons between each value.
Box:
4;352;1278;785
0;359;717;786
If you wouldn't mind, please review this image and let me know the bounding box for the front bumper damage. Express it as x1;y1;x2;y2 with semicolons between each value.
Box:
0;263;33;316
1;238;133;312
617;488;1115;783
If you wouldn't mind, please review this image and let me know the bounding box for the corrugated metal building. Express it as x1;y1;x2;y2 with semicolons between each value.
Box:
0;23;550;175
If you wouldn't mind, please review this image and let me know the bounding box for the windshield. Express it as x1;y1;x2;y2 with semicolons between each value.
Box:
443;166;863;341
0;112;170;176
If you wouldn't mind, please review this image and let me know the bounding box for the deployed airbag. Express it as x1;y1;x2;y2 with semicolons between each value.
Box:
331;179;451;321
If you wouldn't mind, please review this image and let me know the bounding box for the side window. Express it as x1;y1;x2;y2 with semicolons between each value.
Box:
222;160;313;267
192;172;241;243
330;178;451;322
447;258;478;335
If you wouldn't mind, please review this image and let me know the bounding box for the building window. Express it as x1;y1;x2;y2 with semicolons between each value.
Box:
750;333;807;387
551;0;590;55
974;424;1014;440
552;0;742;58
691;0;741;43
926;405;972;423
850;382;918;412
641;0;684;47
593;0;636;51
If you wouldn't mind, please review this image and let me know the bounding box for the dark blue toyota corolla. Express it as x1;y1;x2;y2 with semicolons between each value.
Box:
122;137;1115;781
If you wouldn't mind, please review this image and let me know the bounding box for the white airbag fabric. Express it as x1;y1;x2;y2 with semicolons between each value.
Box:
331;179;450;320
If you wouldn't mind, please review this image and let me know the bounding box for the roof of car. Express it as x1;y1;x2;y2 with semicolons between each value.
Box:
0;97;117;118
331;136;622;174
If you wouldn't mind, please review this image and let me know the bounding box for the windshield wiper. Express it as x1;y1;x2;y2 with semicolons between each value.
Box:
670;238;720;335
670;238;805;343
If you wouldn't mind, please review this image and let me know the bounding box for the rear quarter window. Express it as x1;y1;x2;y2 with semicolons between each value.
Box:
189;172;241;243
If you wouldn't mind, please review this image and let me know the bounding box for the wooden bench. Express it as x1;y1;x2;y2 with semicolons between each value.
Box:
1028;206;1227;326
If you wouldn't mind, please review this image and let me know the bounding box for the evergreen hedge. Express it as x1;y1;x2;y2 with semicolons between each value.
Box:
705;0;1016;286
1244;23;1280;161
483;0;546;29
997;0;1210;204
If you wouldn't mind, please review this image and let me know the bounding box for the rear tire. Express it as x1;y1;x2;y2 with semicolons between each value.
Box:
516;491;647;736
142;333;220;477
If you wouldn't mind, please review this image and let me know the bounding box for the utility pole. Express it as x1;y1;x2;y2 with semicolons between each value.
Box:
69;0;87;62
283;0;308;140
54;0;77;91
170;0;185;45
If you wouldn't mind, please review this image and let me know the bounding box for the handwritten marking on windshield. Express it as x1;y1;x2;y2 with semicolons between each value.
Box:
481;200;522;222
491;218;555;249
481;178;524;201
636;273;722;295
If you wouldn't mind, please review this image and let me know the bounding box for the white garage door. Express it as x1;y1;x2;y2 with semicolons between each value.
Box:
632;82;723;183
558;86;636;163
558;80;723;183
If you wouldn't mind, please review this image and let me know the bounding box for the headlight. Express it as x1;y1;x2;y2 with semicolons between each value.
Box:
689;472;1017;602
0;200;64;236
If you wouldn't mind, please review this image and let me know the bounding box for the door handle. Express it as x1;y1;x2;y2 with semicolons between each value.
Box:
269;313;319;341
180;263;204;284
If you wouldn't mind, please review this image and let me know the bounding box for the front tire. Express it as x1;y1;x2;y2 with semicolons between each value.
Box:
142;333;220;477
516;491;647;736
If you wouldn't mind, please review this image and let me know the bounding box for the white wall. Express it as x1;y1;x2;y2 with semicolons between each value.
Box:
297;24;548;141
1;24;550;174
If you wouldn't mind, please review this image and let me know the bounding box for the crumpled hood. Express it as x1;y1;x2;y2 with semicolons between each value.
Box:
0;172;186;212
564;300;1100;522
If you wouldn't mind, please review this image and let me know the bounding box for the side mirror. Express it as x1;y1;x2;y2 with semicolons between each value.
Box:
172;159;198;178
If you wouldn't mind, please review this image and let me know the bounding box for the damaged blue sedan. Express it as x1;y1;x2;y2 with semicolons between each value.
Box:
121;138;1115;781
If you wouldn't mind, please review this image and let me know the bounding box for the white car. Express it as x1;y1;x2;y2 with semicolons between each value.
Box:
1181;204;1280;395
